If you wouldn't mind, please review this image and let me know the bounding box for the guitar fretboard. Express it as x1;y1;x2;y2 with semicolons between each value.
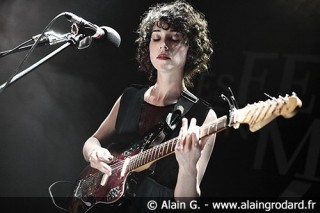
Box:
128;115;228;172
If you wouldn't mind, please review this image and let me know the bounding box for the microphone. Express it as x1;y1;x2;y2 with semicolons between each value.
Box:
63;12;121;47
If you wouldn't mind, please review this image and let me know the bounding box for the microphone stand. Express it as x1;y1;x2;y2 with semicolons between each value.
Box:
0;42;49;58
0;33;85;91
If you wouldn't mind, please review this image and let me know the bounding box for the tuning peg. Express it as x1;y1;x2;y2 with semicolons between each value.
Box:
278;95;288;103
228;87;239;109
264;92;275;100
220;87;239;111
220;94;233;110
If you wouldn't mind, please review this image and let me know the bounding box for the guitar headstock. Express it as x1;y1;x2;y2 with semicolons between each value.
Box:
229;93;302;132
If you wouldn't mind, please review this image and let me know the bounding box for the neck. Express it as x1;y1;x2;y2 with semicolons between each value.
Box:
148;80;186;106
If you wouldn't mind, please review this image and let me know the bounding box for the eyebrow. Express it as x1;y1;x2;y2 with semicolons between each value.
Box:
151;29;179;34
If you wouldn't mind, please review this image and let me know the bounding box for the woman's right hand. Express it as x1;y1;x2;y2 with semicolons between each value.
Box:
88;147;114;185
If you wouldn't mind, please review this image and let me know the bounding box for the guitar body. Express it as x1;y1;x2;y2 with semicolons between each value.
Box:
69;142;146;213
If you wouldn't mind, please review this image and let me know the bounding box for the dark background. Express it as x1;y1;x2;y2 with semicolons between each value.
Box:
0;0;319;211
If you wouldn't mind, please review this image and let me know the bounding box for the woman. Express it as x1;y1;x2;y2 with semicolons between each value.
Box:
82;0;216;211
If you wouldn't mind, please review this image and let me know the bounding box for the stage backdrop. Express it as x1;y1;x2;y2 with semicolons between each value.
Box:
0;0;319;210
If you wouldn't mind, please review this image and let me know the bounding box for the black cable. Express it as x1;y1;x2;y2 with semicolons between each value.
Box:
0;12;66;94
0;39;33;58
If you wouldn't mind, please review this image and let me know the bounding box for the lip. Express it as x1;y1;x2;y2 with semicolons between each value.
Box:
157;53;170;60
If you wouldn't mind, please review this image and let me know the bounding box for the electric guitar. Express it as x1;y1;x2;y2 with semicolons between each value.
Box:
69;93;302;213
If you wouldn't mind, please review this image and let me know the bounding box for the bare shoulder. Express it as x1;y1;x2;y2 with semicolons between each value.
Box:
203;108;217;125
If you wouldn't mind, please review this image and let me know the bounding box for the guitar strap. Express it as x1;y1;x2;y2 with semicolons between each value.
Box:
172;89;199;126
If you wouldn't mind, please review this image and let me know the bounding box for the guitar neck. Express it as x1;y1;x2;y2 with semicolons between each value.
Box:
128;116;228;172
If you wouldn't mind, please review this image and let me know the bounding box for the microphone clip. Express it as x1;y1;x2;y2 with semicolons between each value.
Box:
70;23;95;49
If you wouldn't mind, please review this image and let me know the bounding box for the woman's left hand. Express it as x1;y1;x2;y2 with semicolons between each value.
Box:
175;117;202;174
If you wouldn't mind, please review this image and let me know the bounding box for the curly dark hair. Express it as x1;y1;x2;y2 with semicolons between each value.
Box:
135;0;213;88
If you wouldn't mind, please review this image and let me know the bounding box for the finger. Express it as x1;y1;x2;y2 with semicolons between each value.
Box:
175;139;183;151
100;174;109;186
176;128;184;149
97;150;114;163
184;118;197;150
98;154;114;163
187;118;198;136
180;118;188;136
191;129;200;149
188;118;197;130
89;149;98;162
179;118;188;147
198;139;205;150
97;162;112;175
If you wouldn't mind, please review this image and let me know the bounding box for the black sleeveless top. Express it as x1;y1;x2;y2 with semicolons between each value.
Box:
108;85;212;196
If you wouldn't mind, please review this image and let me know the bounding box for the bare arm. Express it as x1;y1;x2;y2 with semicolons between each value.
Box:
174;109;217;202
82;96;121;177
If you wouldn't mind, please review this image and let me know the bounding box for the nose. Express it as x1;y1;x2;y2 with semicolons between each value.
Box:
159;42;168;50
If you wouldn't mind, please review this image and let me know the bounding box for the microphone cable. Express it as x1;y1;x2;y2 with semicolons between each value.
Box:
0;39;34;58
0;12;66;94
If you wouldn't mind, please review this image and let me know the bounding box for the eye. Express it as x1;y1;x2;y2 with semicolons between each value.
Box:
171;37;180;42
151;34;161;41
171;34;183;42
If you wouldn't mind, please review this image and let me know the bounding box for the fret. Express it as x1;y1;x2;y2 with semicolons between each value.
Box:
199;116;227;138
147;150;151;164
150;146;155;161
150;147;155;162
128;157;133;171
142;151;148;165
162;143;167;155
130;156;134;169
152;146;157;161
144;149;150;164
153;146;158;160
160;143;164;155
147;149;153;162
166;141;170;154
127;158;132;172
171;138;177;152
136;154;141;168
155;146;160;159
159;144;163;156
206;124;210;136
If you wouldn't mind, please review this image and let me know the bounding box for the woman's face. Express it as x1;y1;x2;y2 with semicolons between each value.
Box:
149;23;189;75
